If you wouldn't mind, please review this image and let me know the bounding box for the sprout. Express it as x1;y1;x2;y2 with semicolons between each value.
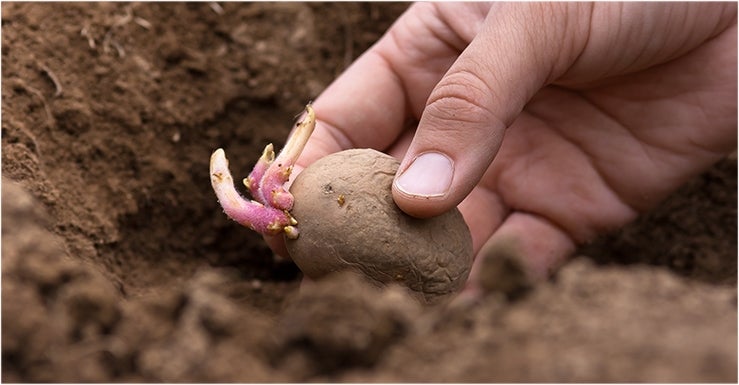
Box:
209;105;316;239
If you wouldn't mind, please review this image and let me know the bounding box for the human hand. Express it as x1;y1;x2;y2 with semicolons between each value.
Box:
271;2;737;286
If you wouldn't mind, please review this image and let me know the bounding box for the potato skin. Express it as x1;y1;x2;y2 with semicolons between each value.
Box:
286;149;473;304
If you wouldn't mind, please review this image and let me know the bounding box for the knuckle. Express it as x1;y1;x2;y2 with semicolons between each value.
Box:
425;70;501;128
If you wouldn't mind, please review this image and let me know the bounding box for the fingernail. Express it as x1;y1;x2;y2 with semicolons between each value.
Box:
395;152;453;198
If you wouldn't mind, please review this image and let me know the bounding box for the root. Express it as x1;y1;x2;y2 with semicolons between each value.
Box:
112;5;134;27
39;64;63;97
133;16;152;30
103;29;126;58
80;24;97;49
209;2;224;15
80;5;152;58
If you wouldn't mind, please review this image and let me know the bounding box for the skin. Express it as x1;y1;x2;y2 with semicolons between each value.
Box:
268;3;737;289
286;149;473;303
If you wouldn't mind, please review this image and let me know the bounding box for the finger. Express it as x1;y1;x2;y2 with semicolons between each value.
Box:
264;233;289;260
296;51;407;170
469;211;576;294
392;3;591;218
294;5;421;169
388;127;507;254
298;3;487;169
457;184;507;257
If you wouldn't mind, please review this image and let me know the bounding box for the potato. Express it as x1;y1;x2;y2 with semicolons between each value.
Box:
286;149;473;304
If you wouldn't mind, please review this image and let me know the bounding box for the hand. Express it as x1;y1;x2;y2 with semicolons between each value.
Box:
275;3;737;284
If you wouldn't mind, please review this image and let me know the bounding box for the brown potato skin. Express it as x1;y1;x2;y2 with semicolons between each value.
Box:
286;149;473;304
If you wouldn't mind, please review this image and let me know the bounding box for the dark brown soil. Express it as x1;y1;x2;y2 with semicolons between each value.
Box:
2;3;736;382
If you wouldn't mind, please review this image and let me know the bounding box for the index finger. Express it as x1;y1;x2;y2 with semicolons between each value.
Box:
296;50;408;169
296;2;477;169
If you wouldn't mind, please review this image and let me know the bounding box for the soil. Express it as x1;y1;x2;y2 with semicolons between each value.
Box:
2;3;736;382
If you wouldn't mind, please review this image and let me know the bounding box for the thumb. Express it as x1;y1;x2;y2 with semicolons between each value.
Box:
392;3;589;217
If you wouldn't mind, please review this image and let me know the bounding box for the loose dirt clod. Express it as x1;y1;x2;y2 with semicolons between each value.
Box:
266;271;419;379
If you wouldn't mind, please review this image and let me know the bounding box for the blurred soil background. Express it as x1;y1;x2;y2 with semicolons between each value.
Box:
2;3;736;382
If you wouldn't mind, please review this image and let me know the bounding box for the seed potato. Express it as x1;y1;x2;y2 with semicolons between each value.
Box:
286;149;473;304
